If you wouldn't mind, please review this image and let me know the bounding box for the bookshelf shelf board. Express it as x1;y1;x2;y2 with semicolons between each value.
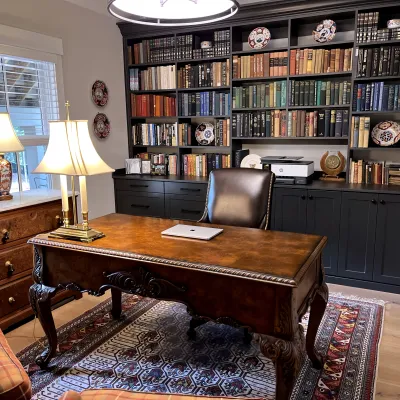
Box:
357;39;400;47
180;146;231;149
177;56;230;64
290;40;354;49
178;115;230;118
289;72;352;78
232;107;286;111
131;116;178;121
131;89;176;94
232;47;289;55
352;111;400;115
232;136;348;140
178;86;230;92
354;76;400;81
350;147;400;150
288;105;351;109
129;61;177;68
132;145;179;148
232;77;287;83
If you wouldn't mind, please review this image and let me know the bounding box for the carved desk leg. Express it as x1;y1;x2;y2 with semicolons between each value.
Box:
306;282;329;369
111;288;122;320
259;330;304;400
29;283;60;369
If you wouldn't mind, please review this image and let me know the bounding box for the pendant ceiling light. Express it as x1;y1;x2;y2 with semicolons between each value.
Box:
108;0;240;26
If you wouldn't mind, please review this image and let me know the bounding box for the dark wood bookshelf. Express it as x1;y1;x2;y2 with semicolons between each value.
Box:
354;76;400;81
177;86;230;92
357;39;400;47
177;56;230;64
232;47;288;55
131;89;176;94
352;111;400;115
232;136;348;141
232;107;286;111
350;147;400;150
232;77;286;82
289;72;352;78
289;40;354;49
178;115;230;118
287;105;351;109
129;61;176;68
131;116;178;120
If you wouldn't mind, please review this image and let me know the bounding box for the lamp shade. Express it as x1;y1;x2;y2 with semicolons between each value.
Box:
33;120;114;176
0;113;24;153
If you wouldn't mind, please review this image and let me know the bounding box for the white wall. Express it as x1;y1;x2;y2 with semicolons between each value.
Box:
0;0;127;219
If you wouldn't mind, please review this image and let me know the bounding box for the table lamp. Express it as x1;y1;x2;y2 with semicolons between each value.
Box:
33;103;114;242
0;113;24;201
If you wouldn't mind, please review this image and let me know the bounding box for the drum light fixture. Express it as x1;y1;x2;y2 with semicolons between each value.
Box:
108;0;239;26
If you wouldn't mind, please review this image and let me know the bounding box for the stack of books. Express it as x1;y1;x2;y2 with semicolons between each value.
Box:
182;154;230;177
349;159;386;184
178;92;230;116
232;52;288;78
349;116;371;148
178;60;230;88
130;66;176;91
387;164;400;186
357;12;379;43
357;46;400;77
353;82;400;111
214;29;230;56
289;48;353;75
289;80;351;106
131;94;176;117
176;34;197;60
129;37;175;64
132;123;177;146
178;123;192;146
233;82;287;109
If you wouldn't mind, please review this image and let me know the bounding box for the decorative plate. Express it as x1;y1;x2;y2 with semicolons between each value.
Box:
313;19;336;43
371;121;400;147
92;80;109;107
93;113;110;139
195;122;215;146
240;154;262;169
248;27;271;50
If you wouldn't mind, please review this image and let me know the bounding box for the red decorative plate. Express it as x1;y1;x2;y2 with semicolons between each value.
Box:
93;113;110;139
248;27;271;50
92;80;108;107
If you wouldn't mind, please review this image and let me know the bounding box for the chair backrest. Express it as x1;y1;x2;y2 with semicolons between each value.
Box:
199;168;275;230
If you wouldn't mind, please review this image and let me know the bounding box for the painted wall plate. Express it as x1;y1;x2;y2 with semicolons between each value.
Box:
313;19;336;43
92;80;109;107
93;113;110;139
248;27;271;50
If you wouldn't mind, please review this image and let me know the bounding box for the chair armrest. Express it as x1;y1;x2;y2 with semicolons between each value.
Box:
59;391;82;400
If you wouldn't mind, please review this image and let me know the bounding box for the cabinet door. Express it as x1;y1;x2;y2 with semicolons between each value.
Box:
338;192;378;281
373;194;400;286
116;192;165;218
306;190;341;276
273;188;307;233
165;194;206;221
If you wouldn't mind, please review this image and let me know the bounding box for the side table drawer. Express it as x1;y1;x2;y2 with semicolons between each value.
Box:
0;244;33;281
165;182;207;198
115;179;164;193
167;197;206;221
0;276;32;319
116;193;165;218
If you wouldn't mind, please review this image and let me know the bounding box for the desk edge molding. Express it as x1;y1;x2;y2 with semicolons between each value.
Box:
28;236;298;287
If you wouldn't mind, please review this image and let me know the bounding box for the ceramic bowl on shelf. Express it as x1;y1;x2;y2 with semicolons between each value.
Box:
388;19;400;29
371;121;400;147
313;19;336;43
248;27;271;50
201;41;212;49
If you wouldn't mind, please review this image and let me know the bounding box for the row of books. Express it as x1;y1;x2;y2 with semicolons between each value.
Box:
232;82;287;109
349;160;386;184
387;164;400;186
349;116;371;148
178;92;230;117
357;47;400;77
353;82;400;111
232;52;288;79
232;109;349;138
182;154;230;177
131;94;176;117
356;11;379;43
288;80;351;107
129;37;175;64
289;48;353;75
132;123;177;146
129;66;176;91
178;61;230;88
134;153;178;175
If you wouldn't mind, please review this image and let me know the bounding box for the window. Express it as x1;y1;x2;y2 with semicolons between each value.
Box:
0;54;60;192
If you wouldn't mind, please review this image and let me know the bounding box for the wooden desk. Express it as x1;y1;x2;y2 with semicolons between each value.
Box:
28;214;328;400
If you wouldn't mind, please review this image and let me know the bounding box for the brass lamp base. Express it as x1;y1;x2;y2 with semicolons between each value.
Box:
49;225;105;243
0;194;13;201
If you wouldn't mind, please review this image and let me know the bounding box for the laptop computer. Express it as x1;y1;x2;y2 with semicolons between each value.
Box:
161;224;223;240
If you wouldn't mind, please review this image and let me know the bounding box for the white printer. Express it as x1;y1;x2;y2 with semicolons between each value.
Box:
261;156;314;185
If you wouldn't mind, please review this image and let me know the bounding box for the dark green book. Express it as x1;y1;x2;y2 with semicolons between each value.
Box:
294;81;300;106
299;81;305;106
304;81;310;106
265;111;271;137
334;82;340;105
321;81;327;106
309;81;316;106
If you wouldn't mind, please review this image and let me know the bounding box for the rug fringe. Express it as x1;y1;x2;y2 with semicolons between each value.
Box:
329;291;387;306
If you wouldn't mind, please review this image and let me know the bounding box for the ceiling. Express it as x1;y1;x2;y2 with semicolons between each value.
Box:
61;0;266;18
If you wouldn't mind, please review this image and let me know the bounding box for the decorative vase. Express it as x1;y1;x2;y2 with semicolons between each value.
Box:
0;154;13;200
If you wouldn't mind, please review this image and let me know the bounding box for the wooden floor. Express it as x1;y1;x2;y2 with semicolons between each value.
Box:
5;284;400;398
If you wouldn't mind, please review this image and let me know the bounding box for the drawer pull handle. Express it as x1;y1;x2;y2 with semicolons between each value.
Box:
371;199;377;204
180;188;201;192
181;209;201;214
380;199;386;205
8;297;15;304
131;204;150;209
130;185;149;188
1;229;9;243
5;261;14;276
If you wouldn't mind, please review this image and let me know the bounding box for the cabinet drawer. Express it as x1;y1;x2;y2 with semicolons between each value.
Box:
114;179;164;193
0;244;33;281
0;276;32;319
165;182;207;198
117;193;165;218
0;202;62;245
168;198;205;221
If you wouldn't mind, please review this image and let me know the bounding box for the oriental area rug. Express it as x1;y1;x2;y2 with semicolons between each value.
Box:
17;293;384;400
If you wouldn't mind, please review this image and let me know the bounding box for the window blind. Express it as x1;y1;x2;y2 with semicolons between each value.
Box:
0;54;59;137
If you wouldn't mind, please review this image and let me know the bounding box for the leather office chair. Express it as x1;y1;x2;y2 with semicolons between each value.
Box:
188;168;275;341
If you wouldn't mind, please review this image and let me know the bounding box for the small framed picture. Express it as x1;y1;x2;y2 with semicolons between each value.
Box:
125;158;141;174
142;160;151;174
151;164;166;176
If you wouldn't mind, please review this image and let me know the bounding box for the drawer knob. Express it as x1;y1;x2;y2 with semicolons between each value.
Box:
1;229;9;243
5;261;14;276
8;297;15;304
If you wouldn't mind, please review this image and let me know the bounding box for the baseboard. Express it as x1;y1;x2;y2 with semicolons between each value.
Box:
327;275;400;295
